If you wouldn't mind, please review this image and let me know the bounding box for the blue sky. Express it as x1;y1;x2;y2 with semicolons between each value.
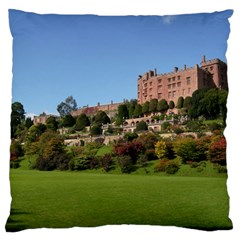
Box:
9;9;232;117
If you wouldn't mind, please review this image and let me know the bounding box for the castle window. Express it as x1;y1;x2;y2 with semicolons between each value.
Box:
178;75;181;80
168;92;171;98
172;77;176;81
188;88;191;94
158;79;162;84
144;83;147;88
158;85;162;90
149;88;152;93
186;77;191;85
149;82;152;86
177;82;181;87
158;93;162;99
168;78;171;83
182;89;185;96
210;66;213;71
172;83;176;89
168;84;171;89
172;91;176;98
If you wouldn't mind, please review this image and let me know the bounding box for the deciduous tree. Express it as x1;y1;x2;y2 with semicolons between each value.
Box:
11;102;25;138
57;96;77;117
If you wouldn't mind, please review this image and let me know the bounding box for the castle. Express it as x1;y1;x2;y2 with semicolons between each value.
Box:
137;56;228;104
34;55;228;124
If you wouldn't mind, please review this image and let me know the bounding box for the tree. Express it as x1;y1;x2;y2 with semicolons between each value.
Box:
157;99;169;113
124;132;138;142
27;124;47;143
57;96;77;117
136;121;148;131
126;99;137;119
149;99;158;113
93;111;110;125
10;140;24;161
169;100;175;110
200;88;220;119
90;125;102;135
142;101;150;115
173;138;198;163
117;104;129;123
25;117;33;129
62;114;76;127
36;132;70;171
114;141;144;164
188;88;210;119
155;140;167;159
208;136;226;166
46;116;58;131
75;113;90;131
177;96;184;109
183;96;192;109
218;89;228;126
11;102;25;138
133;104;142;118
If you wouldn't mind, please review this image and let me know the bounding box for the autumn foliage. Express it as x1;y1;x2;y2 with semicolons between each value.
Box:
208;136;226;166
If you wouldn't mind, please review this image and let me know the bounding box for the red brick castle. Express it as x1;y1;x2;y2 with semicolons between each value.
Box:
137;56;228;104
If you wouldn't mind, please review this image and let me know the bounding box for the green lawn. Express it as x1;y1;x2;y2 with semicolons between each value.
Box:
6;167;232;232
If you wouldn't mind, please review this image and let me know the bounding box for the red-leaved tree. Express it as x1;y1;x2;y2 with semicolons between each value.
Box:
114;141;144;164
208;137;226;166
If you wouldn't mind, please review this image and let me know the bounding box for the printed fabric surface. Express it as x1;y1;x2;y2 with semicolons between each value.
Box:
7;9;233;232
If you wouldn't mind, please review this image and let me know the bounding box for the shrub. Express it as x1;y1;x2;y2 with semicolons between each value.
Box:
74;157;90;171
124;132;138;142
70;146;85;157
136;121;148;131
10;161;20;169
115;155;133;173
155;141;166;159
35;132;71;171
165;160;180;174
208;137;226;166
137;154;148;167
144;149;157;160
172;126;184;135
135;132;159;150
90;125;102;135
217;165;227;173
114;141;144;164
173;138;198;163
94;137;105;145
207;122;223;132
154;159;180;174
196;166;204;172
161;122;171;131
165;141;175;160
154;159;169;172
99;154;113;172
10;140;24;161
88;156;100;170
191;162;199;168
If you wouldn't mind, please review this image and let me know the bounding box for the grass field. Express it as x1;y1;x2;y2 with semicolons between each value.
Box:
6;165;232;232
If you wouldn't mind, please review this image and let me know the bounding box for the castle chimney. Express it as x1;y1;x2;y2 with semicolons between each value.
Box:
174;67;178;72
202;55;206;63
154;68;157;76
184;64;187;70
